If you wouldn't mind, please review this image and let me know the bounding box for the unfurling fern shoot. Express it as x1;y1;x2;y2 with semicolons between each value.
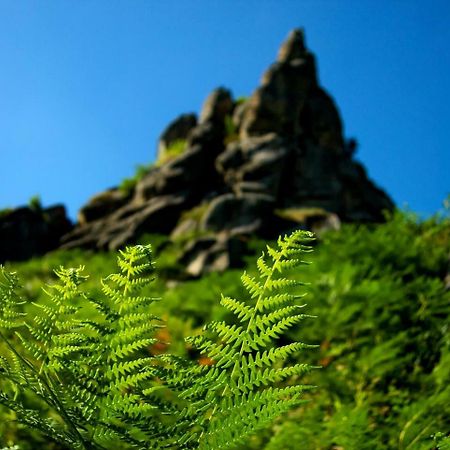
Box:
0;230;318;449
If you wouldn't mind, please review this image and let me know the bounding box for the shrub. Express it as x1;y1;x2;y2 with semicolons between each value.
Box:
28;195;42;212
224;114;239;145
119;163;154;196
0;208;13;219
157;139;187;166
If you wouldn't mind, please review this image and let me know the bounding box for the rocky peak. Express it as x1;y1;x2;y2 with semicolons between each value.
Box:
240;30;317;139
1;30;394;272
199;87;233;124
277;28;307;63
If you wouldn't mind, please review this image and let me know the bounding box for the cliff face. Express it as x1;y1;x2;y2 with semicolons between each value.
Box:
1;30;393;269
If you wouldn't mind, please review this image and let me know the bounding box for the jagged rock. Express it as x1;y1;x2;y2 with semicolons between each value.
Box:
61;195;186;251
199;87;233;124
170;218;198;240
180;232;247;277
277;28;307;62
157;113;197;160
217;134;290;198
232;100;248;131
240;29;317;138
201;193;275;234
78;188;130;225
4;28;394;272
136;144;222;202
275;207;341;236
303;87;344;153
136;150;204;200
0;205;72;263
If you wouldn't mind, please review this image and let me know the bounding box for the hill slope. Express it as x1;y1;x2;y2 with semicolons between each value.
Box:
2;210;449;449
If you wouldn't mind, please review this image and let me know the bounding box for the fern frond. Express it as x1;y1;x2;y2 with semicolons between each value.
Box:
0;230;318;450
184;229;318;449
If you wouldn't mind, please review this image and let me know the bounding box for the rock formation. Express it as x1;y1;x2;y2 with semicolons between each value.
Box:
0;204;72;263
1;29;394;271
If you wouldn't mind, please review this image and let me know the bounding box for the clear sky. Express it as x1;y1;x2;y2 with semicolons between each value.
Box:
1;1;449;220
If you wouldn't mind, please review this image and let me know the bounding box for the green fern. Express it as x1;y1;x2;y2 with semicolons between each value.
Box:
0;230;317;449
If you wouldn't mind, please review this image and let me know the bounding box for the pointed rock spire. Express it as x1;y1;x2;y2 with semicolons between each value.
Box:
3;29;394;273
277;28;307;63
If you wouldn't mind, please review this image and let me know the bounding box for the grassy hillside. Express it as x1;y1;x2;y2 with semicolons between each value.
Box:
1;210;449;449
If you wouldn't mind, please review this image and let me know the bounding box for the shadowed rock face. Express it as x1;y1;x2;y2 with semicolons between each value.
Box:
1;29;394;271
157;113;197;161
0;205;72;263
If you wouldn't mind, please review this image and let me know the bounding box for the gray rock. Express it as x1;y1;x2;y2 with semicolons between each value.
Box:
157;113;197;160
217;134;290;199
78;188;129;225
240;31;317;138
277;28;307;63
0;205;72;263
170;218;198;240
181;233;247;277
62;195;186;251
232;100;248;131
199;87;233;124
275;207;341;236
53;28;394;272
201;193;274;234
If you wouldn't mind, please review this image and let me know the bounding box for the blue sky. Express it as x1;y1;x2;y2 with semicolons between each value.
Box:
0;1;449;220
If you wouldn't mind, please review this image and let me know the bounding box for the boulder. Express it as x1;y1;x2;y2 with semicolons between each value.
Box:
62;195;186;251
275;207;341;236
199;87;233;124
78;188;129;225
0;205;72;263
201;192;275;235
180;233;247;277
216;133;291;199
157;113;197;160
135;144;222;202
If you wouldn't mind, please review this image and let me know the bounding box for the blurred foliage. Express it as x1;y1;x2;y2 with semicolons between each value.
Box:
179;202;210;224
0;208;13;218
224;114;239;145
119;163;154;196
27;195;42;212
157;139;187;166
1;209;449;449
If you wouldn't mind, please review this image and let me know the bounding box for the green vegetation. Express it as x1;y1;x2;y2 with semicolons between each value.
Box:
119;163;154;196
0;210;449;449
0;208;13;219
0;231;315;449
223;97;248;145
235;96;248;106
28;195;42;212
224;114;239;145
170;203;212;246
180;203;210;223
157;139;187;166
